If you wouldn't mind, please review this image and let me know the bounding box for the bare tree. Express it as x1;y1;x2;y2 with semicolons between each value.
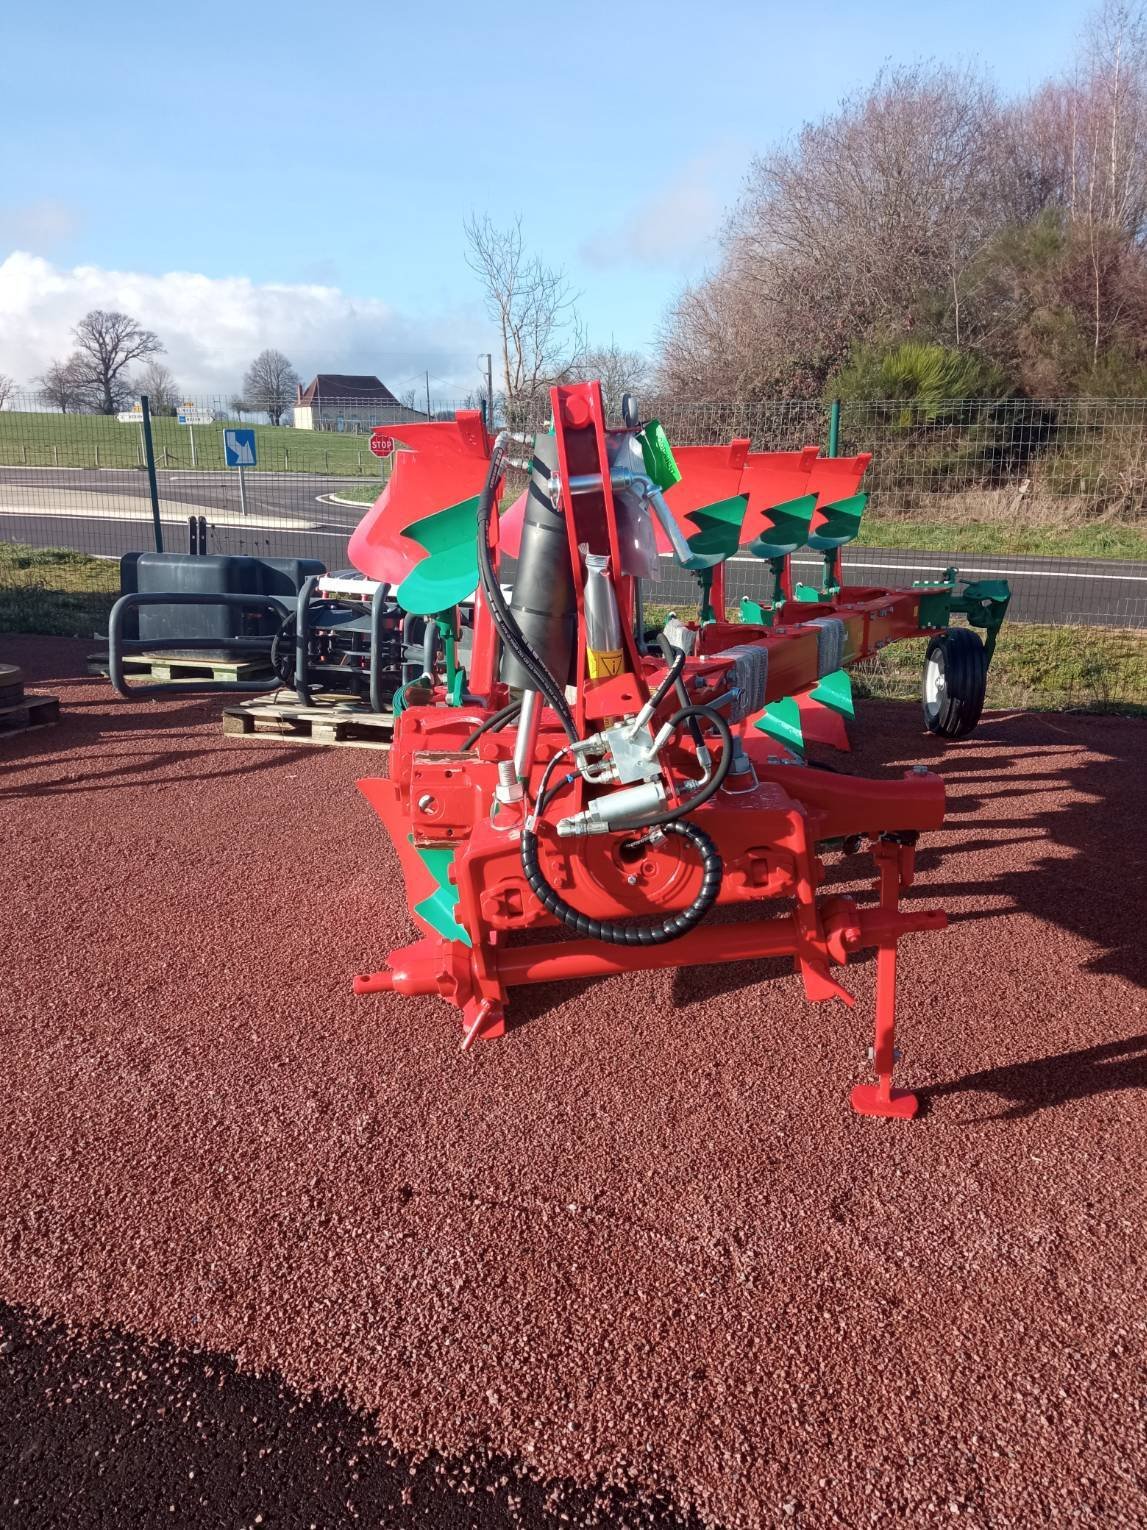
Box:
37;358;87;413
573;341;652;418
227;395;249;420
136;359;179;415
242;349;299;426
70;309;163;414
464;214;584;420
0;374;12;410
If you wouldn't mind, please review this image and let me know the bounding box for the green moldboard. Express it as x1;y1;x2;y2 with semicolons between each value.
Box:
395;495;481;615
746;493;816;559
683;494;750;570
754;695;804;751
410;839;471;947
807;492;866;550
810;668;855;719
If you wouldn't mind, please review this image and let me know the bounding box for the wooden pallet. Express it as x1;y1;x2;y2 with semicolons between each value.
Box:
88;651;274;683
222;699;393;750
0;694;60;739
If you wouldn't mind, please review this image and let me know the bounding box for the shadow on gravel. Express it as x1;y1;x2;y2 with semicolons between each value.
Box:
0;1302;707;1530
912;712;1147;993
920;1034;1147;1121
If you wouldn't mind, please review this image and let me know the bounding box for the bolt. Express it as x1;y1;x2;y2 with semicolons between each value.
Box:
416;793;435;812
627;874;638;886
911;764;929;775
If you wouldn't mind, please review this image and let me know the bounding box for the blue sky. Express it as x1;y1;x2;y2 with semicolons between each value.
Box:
1;0;1088;397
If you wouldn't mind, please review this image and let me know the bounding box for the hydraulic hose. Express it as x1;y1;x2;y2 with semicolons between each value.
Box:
627;703;733;830
520;816;722;947
462;700;522;750
476;439;579;743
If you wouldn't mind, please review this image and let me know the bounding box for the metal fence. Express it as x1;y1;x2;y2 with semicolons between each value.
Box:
0;391;1143;711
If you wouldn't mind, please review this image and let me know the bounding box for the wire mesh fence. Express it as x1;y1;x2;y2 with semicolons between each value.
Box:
0;391;1143;711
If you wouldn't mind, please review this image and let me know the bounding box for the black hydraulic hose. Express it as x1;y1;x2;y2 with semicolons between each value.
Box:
520;816;722;947
475;441;578;742
627;703;733;831
657;633;703;752
462;700;522;750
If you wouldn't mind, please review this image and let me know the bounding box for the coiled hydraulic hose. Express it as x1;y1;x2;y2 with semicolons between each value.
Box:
519;701;732;944
520;816;723;947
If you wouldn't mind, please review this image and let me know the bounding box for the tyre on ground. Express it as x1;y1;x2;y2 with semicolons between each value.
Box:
922;627;988;738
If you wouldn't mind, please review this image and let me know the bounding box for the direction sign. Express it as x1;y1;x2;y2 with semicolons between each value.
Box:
177;406;213;426
116;410;142;423
369;430;395;459
224;428;257;467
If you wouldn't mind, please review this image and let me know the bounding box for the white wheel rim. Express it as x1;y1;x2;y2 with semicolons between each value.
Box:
924;655;946;717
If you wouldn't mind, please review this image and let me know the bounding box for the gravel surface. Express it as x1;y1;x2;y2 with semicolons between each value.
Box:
2;636;1145;1528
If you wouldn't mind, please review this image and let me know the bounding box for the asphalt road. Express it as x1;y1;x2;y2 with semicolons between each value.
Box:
2;466;1144;628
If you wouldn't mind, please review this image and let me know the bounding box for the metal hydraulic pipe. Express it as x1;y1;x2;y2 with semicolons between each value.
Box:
513;689;543;780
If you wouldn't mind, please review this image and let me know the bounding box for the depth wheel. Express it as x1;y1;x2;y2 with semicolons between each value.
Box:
922;628;988;738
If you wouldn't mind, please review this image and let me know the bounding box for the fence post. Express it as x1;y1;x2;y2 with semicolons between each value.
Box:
827;398;841;458
284;448;289;470
140;395;164;553
324;449;330;471
53;445;58;467
94;444;100;468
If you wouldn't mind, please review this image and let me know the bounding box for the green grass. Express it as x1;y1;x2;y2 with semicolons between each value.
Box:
0;542;118;638
644;601;1147;715
856;514;1147;560
331;482;387;505
0;409;385;476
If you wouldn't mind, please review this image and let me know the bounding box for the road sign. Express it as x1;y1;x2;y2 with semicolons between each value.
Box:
177;406;213;426
117;408;142;423
224;428;257;468
369;430;395;459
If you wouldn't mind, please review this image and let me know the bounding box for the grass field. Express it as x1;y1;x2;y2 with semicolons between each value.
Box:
856;513;1147;560
0;410;384;476
0;543;118;638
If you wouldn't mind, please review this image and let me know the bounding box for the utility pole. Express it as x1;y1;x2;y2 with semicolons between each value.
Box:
485;352;494;431
425;371;431;421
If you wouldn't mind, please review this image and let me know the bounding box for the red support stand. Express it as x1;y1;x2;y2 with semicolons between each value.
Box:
850;840;920;1120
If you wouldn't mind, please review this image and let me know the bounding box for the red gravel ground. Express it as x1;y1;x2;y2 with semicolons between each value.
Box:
2;635;1145;1529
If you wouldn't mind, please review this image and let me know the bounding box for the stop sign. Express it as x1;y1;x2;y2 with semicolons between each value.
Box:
369;430;395;459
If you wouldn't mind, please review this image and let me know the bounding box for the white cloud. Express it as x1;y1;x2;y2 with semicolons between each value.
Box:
0;252;487;399
579;152;729;270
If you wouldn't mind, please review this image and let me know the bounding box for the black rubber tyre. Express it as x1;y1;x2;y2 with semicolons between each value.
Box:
922;628;988;738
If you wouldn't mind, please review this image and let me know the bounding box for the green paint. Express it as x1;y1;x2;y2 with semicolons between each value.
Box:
395;495;481;615
410;838;472;947
682;494;749;569
827;398;841;458
739;596;773;628
745;492;816;559
810;668;855;719
637;420;681;490
754;695;805;752
807;492;866;550
794;583;822;602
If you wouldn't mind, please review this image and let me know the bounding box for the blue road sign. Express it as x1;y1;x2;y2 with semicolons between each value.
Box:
224;428;257;468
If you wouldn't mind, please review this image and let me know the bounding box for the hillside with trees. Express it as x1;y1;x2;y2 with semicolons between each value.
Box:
658;0;1147;404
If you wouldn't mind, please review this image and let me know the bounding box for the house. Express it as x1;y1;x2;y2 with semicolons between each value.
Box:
292;374;425;433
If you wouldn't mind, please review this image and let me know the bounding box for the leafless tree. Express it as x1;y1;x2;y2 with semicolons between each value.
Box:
0;374;13;410
242;349;300;426
573;341;652;419
70;309;163;414
227;395;249;420
136;359;179;415
37;357;87;413
464;214;584;420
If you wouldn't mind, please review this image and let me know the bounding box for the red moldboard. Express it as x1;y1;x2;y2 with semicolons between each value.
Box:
1;636;1145;1528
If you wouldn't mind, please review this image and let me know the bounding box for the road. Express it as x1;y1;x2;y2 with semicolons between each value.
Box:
1;466;1144;627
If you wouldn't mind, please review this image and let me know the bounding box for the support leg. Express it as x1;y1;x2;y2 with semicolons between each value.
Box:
850;843;919;1120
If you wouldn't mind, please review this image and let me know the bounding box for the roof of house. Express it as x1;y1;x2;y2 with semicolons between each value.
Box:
295;374;401;406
